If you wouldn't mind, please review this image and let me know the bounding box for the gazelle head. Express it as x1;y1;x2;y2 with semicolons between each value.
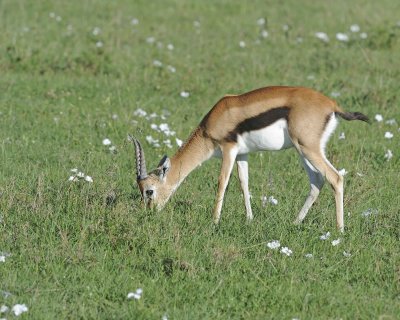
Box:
130;135;172;210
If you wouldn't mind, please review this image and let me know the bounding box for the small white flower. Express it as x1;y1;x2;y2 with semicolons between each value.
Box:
102;138;112;146
112;114;118;120
338;168;347;176
257;18;266;26
49;12;56;18
134;108;147;117
150;123;159;131
56;16;62;22
167;65;176;73
267;240;281;250
180;91;190;98
336;33;349;42
0;256;5;263
146;36;155;44
374;114;383;122
85;175;93;183
350;24;360;33
153;60;162;67
330;91;341;98
0;305;9;313
280;247;293;256
12;304;28;316
343;251;352;257
167;43;174;50
96;41;103;48
162;315;168;320
77;172;85;178
384;149;393;160
71;168;78;173
331;238;341;246
127;288;143;300
282;24;289;31
68;176;77;182
109;145;117;153
239;41;246;48
261;30;269;38
193;21;201;28
305;253;313;258
339;132;346;140
92;27;101;36
315;32;329;42
131;18;139;25
176;138;183;147
360;32;368;39
163;139;172;148
268;196;278;205
384;131;393;139
307;75;315;80
385;119;397;125
320;231;331;240
362;208;378;217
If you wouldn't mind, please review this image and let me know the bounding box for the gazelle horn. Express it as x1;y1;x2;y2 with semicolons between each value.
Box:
128;134;147;180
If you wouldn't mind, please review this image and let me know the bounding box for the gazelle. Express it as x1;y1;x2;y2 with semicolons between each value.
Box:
130;86;369;231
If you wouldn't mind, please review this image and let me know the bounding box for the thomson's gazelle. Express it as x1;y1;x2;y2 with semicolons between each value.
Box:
130;86;369;231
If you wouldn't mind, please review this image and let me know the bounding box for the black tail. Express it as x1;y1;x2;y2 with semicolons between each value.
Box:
336;112;370;124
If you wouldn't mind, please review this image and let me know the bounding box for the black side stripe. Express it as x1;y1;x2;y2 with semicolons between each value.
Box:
225;107;290;142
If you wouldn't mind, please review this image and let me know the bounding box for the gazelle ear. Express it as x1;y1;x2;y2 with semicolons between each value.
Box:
157;155;170;180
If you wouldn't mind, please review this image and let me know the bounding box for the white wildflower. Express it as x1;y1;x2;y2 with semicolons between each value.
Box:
146;36;155;44
268;196;278;205
374;114;383;122
167;43;174;50
384;131;393;139
343;251;352;257
163;139;172;148
305;253;313;258
56;16;62;22
68;176;77;182
150;123;159;131
109;145;117;153
282;24;289;31
360;32;368;39
385;119;397;125
180;91;190;98
167;65;176;73
384;149;393;160
92;27;101;36
49;12;56;18
153;60;162;67
134;108;147;117
331;91;341;98
193;21;201;28
320;231;331;240
339;132;345;140
77;172;85;178
0;256;5;263
280;247;293;256
315;32;329;42
162;315;168;320
331;238;341;246
362;208;378;217
12;304;28;316
96;41;103;48
338;168;347;176
267;240;281;250
127;288;143;300
112;114;118;120
131;18;139;25
84;175;93;183
307;75;315;80
0;305;9;313
257;18;266;26
350;24;360;33
261;30;269;38
102;138;112;146
176;138;183;147
239;41;246;48
71;168;78;173
336;33;349;42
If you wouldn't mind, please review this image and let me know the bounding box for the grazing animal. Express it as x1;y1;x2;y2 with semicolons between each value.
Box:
130;86;369;231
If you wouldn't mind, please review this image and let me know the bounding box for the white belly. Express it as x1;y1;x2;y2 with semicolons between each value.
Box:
237;119;293;154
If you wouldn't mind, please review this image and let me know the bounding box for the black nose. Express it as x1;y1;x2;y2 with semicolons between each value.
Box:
146;189;154;197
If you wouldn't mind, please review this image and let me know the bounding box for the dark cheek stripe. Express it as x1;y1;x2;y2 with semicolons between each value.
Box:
225;106;290;142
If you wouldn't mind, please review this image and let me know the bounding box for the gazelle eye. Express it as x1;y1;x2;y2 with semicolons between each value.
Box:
145;189;154;197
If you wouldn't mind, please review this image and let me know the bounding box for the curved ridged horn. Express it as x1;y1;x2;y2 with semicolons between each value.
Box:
128;134;148;180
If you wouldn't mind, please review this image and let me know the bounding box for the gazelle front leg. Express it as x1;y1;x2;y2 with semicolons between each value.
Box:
236;154;253;221
213;144;238;224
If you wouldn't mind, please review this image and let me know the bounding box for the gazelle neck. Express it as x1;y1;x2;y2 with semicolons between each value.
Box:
166;127;215;190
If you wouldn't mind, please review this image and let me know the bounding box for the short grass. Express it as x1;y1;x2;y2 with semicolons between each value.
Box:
1;0;400;319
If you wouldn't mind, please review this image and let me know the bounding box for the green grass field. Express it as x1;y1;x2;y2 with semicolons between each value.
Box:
1;0;400;318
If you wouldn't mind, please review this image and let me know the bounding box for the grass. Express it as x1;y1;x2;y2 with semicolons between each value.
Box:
1;0;400;318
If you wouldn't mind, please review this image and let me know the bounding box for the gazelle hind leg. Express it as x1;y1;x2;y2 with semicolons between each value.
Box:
213;144;238;224
294;156;325;225
299;148;344;232
236;154;253;220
